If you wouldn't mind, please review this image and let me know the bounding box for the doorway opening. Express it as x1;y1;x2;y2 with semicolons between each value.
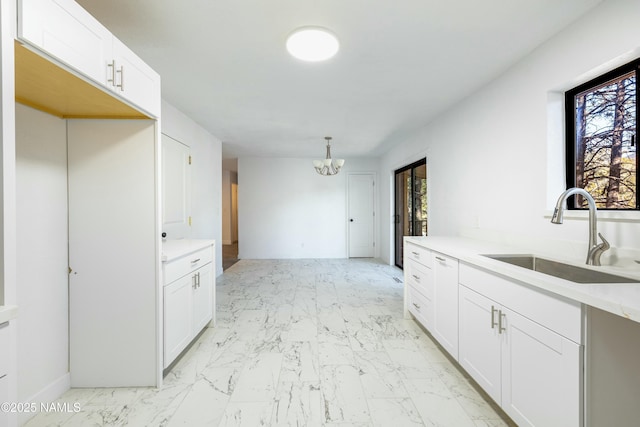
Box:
394;159;427;269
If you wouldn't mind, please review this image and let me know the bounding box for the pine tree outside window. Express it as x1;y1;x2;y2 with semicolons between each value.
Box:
565;60;638;210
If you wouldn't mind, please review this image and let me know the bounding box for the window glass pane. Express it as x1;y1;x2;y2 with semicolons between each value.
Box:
574;71;636;209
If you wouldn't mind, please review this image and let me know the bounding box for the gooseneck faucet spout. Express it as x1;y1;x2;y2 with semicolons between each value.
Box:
551;187;609;266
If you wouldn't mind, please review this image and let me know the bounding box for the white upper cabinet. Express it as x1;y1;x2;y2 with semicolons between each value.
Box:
17;0;161;118
18;0;112;84
111;36;161;117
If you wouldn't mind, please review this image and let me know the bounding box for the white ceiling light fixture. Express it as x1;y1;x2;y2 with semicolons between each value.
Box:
286;27;339;62
313;136;344;176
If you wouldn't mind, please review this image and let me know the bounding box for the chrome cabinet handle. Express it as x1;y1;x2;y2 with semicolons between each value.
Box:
191;258;201;264
491;305;498;329
192;274;197;289
107;60;116;86
498;310;506;334
435;256;446;262
412;274;420;282
116;65;124;91
412;251;420;257
412;302;420;310
197;272;201;288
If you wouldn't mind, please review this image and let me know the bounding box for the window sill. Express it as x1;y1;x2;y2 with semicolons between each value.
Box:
543;210;640;223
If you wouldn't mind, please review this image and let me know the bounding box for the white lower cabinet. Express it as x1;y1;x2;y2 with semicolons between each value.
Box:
432;252;459;359
164;275;193;365
163;244;214;368
459;283;582;427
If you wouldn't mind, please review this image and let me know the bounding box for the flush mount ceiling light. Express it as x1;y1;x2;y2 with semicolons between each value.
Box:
313;136;344;176
286;27;339;61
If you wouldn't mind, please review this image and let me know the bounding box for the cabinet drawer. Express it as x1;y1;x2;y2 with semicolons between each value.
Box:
164;246;213;284
406;259;433;299
405;242;432;268
459;263;582;343
408;285;432;330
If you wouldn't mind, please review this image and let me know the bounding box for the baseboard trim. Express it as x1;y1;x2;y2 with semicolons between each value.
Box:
19;372;71;425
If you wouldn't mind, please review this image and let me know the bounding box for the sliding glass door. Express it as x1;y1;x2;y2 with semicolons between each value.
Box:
394;159;427;269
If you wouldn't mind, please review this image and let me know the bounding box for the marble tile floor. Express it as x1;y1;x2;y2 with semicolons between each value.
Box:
25;258;513;427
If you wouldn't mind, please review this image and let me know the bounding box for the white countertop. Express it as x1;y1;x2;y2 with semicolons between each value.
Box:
0;305;18;324
406;236;640;323
162;239;215;262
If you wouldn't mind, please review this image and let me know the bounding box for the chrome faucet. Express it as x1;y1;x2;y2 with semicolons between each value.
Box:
551;187;610;266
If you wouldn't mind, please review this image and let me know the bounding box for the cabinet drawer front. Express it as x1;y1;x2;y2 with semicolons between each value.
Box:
406;260;433;299
164;246;213;284
459;263;582;343
408;285;432;330
405;242;432;268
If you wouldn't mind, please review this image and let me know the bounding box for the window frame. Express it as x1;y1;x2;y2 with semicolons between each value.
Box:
564;58;640;210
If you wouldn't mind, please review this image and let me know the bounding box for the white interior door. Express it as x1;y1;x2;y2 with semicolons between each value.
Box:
348;173;375;258
162;134;191;239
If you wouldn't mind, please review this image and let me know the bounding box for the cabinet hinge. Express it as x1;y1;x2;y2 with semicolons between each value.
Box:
188;155;192;165
188;216;192;226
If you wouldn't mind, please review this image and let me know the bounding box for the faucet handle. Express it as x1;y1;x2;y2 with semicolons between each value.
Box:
597;232;610;251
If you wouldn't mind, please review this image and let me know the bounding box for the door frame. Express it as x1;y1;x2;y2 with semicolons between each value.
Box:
346;172;377;258
394;158;427;269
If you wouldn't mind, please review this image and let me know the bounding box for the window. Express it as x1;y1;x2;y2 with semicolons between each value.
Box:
565;59;638;209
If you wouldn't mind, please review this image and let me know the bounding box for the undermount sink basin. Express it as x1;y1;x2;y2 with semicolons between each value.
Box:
482;254;638;284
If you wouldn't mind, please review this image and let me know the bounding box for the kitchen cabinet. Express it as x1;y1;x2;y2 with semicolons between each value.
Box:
18;0;112;86
404;242;434;330
18;0;161;118
432;252;459;359
110;36;161;118
458;266;582;427
163;242;214;368
68;120;158;388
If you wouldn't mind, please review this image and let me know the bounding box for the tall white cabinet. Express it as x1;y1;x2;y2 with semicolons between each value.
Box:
68;120;158;387
13;0;163;391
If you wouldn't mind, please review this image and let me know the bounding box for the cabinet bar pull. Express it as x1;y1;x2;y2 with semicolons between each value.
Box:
192;274;197;289
412;302;420;309
191;258;201;264
435;256;446;262
412;274;420;281
196;272;201;288
116;65;124;91
498;310;506;334
491;305;498;329
412;251;420;257
107;60;116;86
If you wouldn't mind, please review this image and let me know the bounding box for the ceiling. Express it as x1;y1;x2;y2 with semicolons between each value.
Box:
76;0;603;159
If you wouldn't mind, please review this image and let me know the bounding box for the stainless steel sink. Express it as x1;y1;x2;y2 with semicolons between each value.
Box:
482;254;638;284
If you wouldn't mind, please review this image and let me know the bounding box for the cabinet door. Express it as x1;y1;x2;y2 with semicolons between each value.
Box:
162;135;191;240
192;263;213;333
164;275;193;368
501;308;582;427
18;0;112;85
112;37;161;118
458;286;502;404
432;253;459;359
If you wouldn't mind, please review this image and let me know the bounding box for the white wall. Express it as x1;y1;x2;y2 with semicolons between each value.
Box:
238;157;379;259
161;100;224;276
15;104;69;408
380;0;640;267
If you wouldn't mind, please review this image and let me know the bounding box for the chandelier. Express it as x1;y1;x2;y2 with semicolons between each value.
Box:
313;137;345;176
